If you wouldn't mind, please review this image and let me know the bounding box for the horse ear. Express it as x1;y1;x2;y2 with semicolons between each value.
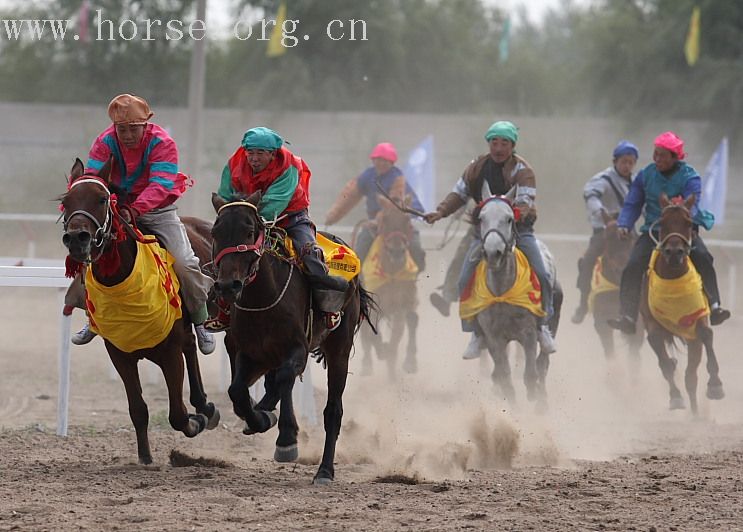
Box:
97;155;114;184
211;193;227;213
246;190;262;206
659;193;670;208
69;158;85;184
685;194;696;210
504;185;517;202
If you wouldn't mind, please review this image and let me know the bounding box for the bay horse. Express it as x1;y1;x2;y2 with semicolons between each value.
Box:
469;189;563;410
60;158;219;464
590;211;643;366
359;196;419;377
641;193;724;414
210;191;376;484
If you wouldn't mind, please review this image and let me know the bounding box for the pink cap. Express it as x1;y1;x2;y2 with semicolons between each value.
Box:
369;142;398;163
654;131;685;160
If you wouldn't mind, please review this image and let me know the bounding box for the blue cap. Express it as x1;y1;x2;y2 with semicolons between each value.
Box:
612;140;639;159
241;127;284;151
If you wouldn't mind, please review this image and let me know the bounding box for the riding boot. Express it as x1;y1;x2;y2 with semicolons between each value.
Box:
312;287;347;331
302;251;349;331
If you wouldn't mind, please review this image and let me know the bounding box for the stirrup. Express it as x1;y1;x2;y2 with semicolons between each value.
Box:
203;316;230;333
325;311;343;332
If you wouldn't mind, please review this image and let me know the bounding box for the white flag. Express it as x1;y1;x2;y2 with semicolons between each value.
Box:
700;137;728;226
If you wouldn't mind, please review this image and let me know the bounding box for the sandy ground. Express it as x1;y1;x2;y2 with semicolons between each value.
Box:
2;246;743;531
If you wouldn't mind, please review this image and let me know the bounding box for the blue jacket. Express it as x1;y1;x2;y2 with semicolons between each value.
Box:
357;166;425;219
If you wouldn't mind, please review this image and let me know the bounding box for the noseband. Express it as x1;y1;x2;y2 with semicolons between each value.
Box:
62;177;114;262
649;205;693;255
213;201;266;284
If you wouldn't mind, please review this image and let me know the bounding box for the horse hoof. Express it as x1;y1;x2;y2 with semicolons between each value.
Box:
264;411;278;430
313;475;333;486
139;455;153;465
706;384;725;400
669;396;686;410
274;444;299;463
206;406;221;430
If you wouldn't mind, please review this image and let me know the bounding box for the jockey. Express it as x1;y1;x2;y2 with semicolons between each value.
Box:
208;126;348;332
71;94;215;355
424;120;556;358
324;142;426;272
571;140;638;324
608;131;731;335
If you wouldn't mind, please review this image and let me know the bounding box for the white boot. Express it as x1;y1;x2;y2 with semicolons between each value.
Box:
195;324;216;355
462;333;485;360
71;322;97;345
538;324;557;355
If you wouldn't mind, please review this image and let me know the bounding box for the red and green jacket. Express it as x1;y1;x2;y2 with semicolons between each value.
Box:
218;146;311;221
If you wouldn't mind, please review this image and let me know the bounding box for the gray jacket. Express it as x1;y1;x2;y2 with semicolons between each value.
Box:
583;166;633;229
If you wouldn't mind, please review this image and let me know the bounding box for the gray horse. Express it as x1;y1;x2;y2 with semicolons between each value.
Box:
471;189;563;410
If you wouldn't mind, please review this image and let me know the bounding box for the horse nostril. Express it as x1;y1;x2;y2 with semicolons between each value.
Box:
62;234;71;247
78;232;91;245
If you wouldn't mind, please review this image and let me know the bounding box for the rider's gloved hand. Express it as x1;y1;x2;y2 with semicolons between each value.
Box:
423;209;444;224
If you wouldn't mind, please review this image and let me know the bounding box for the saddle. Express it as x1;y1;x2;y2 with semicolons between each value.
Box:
278;230;361;282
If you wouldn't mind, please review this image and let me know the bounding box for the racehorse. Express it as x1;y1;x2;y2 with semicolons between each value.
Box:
467;188;563;410
210;192;376;484
358;196;419;377
589;211;643;366
60;158;220;464
640;193;724;414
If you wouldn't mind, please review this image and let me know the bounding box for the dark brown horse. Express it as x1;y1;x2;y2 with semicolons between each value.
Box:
641;194;724;414
210;192;376;484
590;211;643;366
60;158;219;464
359;196;419;377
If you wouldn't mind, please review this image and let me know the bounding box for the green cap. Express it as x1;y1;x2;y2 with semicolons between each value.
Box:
241;127;284;151
484;121;518;143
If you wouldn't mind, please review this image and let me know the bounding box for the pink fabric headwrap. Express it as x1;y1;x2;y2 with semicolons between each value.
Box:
369;142;398;163
654;131;685;160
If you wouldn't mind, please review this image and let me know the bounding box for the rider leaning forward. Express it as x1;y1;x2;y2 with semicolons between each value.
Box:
424;120;557;358
208;126;349;332
607;131;731;335
71;94;216;355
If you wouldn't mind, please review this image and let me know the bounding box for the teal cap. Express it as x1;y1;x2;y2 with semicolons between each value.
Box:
241;127;284;151
484;121;519;143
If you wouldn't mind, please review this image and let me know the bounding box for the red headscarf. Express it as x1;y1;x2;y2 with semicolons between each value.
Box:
654;131;685;160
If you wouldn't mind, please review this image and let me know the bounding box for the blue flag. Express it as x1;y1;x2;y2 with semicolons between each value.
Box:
403;135;436;212
700;137;728;226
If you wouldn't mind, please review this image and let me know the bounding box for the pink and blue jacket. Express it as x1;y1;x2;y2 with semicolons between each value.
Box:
86;123;188;215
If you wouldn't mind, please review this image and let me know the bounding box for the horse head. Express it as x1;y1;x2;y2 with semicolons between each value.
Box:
60;157;116;264
658;193;695;268
474;187;517;270
210;191;265;303
376;194;413;273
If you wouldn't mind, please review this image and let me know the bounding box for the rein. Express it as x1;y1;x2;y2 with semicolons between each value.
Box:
648;204;693;253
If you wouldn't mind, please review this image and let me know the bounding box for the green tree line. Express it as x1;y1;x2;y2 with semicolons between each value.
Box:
0;0;741;134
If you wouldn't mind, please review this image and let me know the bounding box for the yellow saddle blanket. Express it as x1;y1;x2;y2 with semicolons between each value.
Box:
647;249;710;340
361;235;419;292
85;239;182;352
459;248;545;320
588;257;619;311
283;232;361;281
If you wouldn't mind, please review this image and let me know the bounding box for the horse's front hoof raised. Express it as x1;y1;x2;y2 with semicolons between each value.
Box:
205;403;221;430
669;396;686;410
274;444;299;463
706;384;725;400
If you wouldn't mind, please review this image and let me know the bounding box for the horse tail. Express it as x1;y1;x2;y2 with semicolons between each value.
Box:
356;279;379;336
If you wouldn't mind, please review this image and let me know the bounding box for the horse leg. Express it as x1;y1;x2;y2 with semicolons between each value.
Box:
273;351;307;463
107;347;152;464
594;317;616;359
685;340;703;415
182;322;220;430
359;323;374;376
646;330;684;410
385;316;404;378
523;332;540;403
488;338;516;405
228;353;277;434
698;324;724;400
256;369;281;412
402;310;418;374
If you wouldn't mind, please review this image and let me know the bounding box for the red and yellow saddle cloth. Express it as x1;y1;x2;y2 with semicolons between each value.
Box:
361;235;418;292
588;257;619;311
459;248;545;320
283;233;361;282
647;249;710;341
85;239;182;352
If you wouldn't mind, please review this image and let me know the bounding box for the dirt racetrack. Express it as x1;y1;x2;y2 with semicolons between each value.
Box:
2;249;743;531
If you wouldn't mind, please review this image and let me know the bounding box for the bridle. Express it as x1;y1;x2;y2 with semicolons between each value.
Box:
62;177;115;263
212;201;266;285
648;204;693;256
477;196;516;253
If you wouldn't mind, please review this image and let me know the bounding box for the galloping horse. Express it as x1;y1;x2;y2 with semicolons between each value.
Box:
641;194;724;414
589;211;643;365
359;196;419;376
465;188;563;409
210;192;376;484
60;158;219;464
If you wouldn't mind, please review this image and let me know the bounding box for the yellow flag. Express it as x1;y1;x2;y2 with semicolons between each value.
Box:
266;1;287;58
684;6;700;66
